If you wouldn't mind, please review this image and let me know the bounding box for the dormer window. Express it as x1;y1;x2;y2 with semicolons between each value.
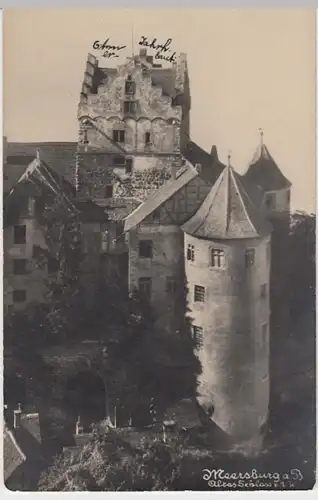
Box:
125;76;136;95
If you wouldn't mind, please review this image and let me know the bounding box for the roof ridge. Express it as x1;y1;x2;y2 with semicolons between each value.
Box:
230;167;258;236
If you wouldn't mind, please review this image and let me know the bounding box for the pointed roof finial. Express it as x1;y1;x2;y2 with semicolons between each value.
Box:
259;128;264;145
227;150;232;167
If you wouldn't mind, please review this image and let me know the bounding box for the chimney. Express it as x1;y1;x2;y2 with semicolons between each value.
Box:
210;145;219;162
76;416;84;435
3;136;8;164
195;163;202;174
139;48;147;58
36;149;41;162
13;403;22;429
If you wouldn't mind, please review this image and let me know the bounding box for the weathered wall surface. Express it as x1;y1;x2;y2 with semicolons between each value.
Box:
127;225;184;331
4;215;50;310
184;232;271;443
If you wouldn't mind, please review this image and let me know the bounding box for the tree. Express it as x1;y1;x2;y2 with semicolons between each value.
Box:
38;425;182;491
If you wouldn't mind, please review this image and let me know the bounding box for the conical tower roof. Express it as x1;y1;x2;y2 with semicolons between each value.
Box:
182;163;271;240
244;135;291;191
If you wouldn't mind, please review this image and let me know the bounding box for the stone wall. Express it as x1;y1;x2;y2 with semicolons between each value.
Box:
184;232;270;446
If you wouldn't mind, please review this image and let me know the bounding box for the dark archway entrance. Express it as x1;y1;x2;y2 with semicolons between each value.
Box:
63;371;106;434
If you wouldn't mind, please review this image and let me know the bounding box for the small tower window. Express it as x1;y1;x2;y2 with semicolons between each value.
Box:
139;240;153;258
138;277;152;297
166;277;177;294
48;256;60;274
125;76;136;95
187;244;195;262
194;285;205;303
145;132;151;145
260;284;267;298
13;225;26;244
105;185;113;198
266;241;271;263
113;130;125;143
192;325;204;348
287;190;290;203
13;289;26;303
245;248;255;268
211;249;225;268
265;192;276;210
13;259;27;275
261;323;268;351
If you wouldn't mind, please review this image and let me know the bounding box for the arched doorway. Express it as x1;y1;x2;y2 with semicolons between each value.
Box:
63;371;107;434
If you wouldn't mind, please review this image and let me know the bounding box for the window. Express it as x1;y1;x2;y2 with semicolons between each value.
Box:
187;244;195;262
194;285;205;303
266;241;271;263
245;248;255;268
166;277;177;294
124;101;136;114
211;248;225;268
13;225;26;244
13;290;26;303
265;192;276;210
125;158;133;174
287;190;290;203
261;323;268;350
139;240;153;258
105;185;113;198
260;284;267;298
145;132;151;145
125;77;136;95
13;259;27;275
113;130;125;143
193;326;204;348
153;208;161;222
48;256;59;274
113;155;126;165
139;277;152;296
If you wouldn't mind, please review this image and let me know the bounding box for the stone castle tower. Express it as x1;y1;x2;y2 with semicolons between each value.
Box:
76;49;191;205
182;161;272;448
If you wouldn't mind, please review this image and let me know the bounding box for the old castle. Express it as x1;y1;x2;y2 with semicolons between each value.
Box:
3;49;291;450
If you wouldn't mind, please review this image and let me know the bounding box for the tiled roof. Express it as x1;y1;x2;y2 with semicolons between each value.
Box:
124;164;198;232
244;143;291;191
3;427;26;482
182;141;225;185
6;141;78;186
182;165;271;240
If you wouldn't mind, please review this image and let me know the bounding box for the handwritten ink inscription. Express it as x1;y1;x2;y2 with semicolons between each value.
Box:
138;36;176;63
93;38;127;59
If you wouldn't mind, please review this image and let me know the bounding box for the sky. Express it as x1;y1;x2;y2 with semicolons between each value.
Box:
4;8;316;213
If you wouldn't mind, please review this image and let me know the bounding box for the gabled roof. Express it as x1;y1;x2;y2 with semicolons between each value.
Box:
6;141;78;186
124;164;199;232
244;142;291;191
3;427;26;482
182;165;271;240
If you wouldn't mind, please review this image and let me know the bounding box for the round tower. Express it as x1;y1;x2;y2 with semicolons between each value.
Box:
182;160;272;451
